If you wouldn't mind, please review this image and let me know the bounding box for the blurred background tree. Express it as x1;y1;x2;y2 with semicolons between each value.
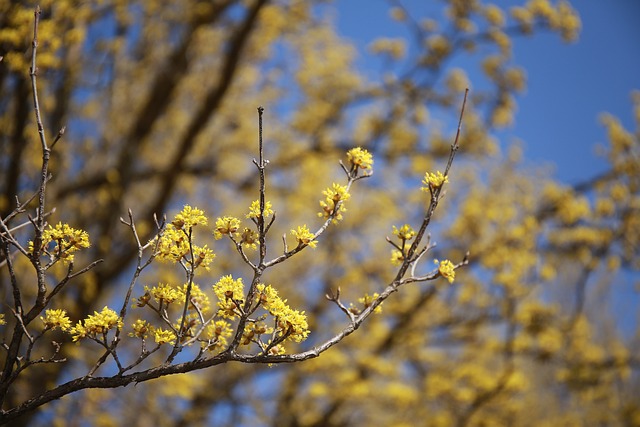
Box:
0;0;638;426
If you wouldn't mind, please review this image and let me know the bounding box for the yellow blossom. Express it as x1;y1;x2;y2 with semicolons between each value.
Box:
40;309;72;331
171;205;208;230
246;200;274;219
214;216;241;239
129;319;151;339
435;259;456;283
213;275;245;318
177;283;210;313
69;306;123;342
153;327;176;345
291;225;318;248
240;227;259;250
30;222;90;263
203;320;233;351
146;283;181;304
369;38;406;60
256;284;309;343
155;207;210;264
155;226;189;263
346;147;374;171
483;4;505;27
318;183;351;222
359;293;382;314
391;250;405;266
193;245;216;271
422;171;449;190
393;224;415;241
389;6;406;21
0;314;5;326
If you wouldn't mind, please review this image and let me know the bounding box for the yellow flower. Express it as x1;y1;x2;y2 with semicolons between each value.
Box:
146;283;181;304
318;183;351;222
203;320;233;351
177;283;210;313
214;216;241;239
422;171;449;190
246;200;274;219
129;319;150;339
69;306;123;342
483;4;505;27
213;275;245;318
40;309;72;331
347;147;374;171
0;313;5;326
393;224;415;241
369;38;406;60
291;225;318;248
193;245;216;271
172;205;208;230
256;284;310;343
153;327;176;345
390;250;405;266
435;259;456;284
359;293;382;314
240;227;258;250
155;226;189;263
30;222;90;263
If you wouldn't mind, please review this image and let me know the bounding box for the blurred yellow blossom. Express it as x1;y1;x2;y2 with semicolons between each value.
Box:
347;147;374;171
369;38;406;60
393;224;416;241
436;259;456;283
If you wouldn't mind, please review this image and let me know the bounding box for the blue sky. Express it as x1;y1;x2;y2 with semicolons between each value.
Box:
332;1;640;184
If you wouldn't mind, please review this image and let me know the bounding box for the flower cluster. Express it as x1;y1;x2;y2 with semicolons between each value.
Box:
213;275;245;318
153;328;176;345
40;309;72;331
239;227;259;250
129;319;151;339
69;306;123;342
422;171;449;190
435;259;456;284
155;226;189;262
390;250;405;266
256;284;309;343
30;222;90;263
393;224;416;241
291;225;317;248
155;206;215;271
511;0;581;42
246;200;274;219
241;321;272;346
214;216;241;239
369;38;406;60
171;205;208;230
349;293;382;315
318;183;351;222
202;320;234;351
